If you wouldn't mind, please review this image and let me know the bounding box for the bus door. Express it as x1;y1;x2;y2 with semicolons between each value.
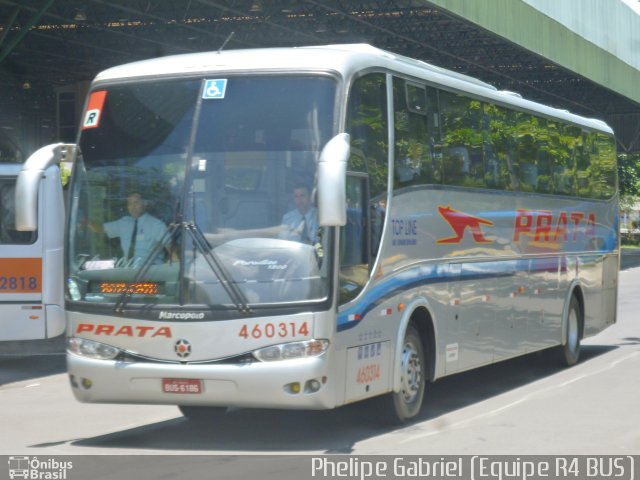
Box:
339;173;371;305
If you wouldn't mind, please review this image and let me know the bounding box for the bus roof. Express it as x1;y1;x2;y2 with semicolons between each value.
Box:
93;44;613;135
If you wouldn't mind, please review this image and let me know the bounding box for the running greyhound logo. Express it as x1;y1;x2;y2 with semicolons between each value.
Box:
436;205;494;244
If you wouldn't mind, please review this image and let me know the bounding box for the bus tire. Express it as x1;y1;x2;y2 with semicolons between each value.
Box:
380;324;426;424
558;295;582;366
178;405;227;421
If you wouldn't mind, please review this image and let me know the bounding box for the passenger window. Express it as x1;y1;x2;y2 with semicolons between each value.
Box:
0;182;37;245
575;130;593;198
593;133;617;199
513;111;539;192
439;91;484;187
482;103;514;190
545;121;574;196
393;78;441;189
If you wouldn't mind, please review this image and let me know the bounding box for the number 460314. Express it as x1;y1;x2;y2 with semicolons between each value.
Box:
238;321;309;340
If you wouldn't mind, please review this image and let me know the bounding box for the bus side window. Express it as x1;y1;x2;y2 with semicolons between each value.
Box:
345;72;389;298
482;103;517;191
592;132;617;199
513;111;539;192
439;91;484;187
339;174;370;304
346;72;388;199
393;78;440;188
0;182;36;245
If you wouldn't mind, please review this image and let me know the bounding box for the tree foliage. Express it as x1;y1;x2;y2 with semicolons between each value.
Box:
618;152;640;211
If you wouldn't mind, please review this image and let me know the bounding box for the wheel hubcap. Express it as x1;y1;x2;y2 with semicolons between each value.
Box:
400;341;422;403
568;308;579;352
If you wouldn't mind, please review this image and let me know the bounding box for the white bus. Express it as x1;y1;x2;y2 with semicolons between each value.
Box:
0;155;65;342
17;44;618;423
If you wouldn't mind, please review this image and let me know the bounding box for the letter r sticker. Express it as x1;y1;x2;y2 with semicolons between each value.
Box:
83;90;107;129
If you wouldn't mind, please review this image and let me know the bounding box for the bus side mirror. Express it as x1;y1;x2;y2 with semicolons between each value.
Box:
16;143;76;231
317;133;350;227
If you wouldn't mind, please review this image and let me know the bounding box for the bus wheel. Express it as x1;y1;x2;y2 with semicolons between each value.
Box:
381;324;426;424
559;296;582;366
178;405;227;421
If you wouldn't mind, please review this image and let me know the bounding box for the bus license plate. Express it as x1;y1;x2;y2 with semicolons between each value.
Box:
162;378;203;394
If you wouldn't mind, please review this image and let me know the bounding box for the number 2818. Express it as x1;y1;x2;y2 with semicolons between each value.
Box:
0;276;38;290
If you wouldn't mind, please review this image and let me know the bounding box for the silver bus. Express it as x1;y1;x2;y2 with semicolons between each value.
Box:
17;44;618;423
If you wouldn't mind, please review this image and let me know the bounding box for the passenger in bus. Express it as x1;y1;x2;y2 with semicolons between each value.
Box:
89;192;168;264
279;183;318;244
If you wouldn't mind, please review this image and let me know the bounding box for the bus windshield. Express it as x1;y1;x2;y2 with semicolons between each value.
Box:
67;75;337;311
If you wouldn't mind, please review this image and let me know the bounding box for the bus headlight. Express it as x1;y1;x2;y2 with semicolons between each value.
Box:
253;339;329;362
67;337;120;360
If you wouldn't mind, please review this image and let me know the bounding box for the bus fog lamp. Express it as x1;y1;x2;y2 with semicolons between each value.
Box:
67;337;120;360
305;379;322;393
253;339;329;362
285;382;301;394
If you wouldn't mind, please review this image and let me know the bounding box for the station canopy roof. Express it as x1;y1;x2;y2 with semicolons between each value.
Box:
1;0;639;152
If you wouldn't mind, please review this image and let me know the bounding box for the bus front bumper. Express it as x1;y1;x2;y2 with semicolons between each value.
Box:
67;352;336;410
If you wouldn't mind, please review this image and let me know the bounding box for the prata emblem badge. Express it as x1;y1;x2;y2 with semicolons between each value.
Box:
174;339;192;359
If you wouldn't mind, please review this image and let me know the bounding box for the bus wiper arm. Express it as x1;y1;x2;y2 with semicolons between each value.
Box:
184;221;252;314
113;222;180;314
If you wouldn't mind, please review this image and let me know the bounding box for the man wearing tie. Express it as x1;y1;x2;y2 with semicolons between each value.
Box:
279;184;318;244
92;192;167;264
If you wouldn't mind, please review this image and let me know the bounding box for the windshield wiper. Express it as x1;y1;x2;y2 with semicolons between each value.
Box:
113;222;180;314
184;221;252;314
113;220;252;315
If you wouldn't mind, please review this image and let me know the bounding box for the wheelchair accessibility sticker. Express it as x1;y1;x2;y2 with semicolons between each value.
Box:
202;79;228;99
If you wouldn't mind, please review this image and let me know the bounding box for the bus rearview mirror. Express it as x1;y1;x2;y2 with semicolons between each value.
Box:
16;143;76;231
317;133;350;227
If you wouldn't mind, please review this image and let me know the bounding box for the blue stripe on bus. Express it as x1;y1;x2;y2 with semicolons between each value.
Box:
336;254;604;332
